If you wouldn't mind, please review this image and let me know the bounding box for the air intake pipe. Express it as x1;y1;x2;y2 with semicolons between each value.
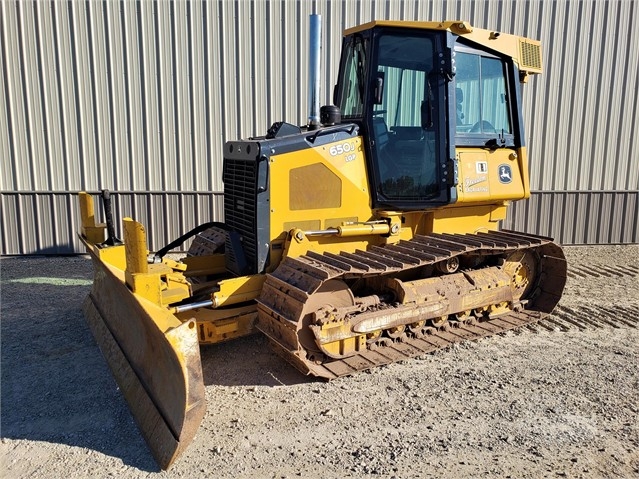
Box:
307;14;321;130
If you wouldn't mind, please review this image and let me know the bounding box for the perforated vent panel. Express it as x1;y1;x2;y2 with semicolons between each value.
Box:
519;40;542;72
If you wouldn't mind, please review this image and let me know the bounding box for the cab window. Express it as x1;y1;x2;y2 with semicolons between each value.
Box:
338;37;368;118
455;51;512;136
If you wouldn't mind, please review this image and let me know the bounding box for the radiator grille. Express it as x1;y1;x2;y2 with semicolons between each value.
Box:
223;157;258;270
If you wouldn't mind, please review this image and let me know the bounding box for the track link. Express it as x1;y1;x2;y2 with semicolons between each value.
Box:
257;230;567;379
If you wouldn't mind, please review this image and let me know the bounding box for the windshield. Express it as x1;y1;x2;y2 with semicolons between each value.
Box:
371;33;440;200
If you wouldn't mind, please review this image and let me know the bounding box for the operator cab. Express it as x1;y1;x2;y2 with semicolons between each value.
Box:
333;22;523;210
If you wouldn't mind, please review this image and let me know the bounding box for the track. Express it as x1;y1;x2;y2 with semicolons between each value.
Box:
257;230;568;379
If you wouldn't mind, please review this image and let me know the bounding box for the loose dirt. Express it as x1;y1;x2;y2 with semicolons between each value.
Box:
1;245;638;478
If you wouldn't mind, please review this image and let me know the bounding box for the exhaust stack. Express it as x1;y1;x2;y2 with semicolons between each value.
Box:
307;14;322;130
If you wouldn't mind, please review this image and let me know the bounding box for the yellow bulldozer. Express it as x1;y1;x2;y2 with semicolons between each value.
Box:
78;18;567;469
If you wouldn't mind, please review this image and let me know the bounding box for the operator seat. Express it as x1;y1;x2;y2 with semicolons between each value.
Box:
372;117;394;180
372;116;390;150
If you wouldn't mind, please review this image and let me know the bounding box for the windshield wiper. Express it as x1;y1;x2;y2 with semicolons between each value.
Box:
485;129;507;150
422;77;434;129
355;36;366;103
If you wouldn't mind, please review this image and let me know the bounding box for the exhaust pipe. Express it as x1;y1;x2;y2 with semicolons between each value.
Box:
307;14;322;130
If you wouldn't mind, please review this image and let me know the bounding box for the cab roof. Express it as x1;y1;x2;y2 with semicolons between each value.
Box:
344;20;542;77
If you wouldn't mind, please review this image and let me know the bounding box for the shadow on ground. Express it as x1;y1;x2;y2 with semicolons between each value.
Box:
200;334;314;387
1;256;160;471
1;255;312;472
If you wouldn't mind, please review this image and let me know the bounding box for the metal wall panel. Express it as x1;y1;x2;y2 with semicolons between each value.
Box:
0;191;224;253
504;191;639;245
1;0;638;254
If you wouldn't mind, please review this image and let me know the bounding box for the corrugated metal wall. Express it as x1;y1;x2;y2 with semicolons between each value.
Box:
2;0;638;254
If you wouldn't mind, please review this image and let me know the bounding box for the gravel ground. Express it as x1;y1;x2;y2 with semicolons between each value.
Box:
1;245;638;478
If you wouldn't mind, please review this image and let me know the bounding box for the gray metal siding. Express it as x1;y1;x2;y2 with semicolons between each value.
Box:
504;191;639;245
0;191;224;253
2;0;638;255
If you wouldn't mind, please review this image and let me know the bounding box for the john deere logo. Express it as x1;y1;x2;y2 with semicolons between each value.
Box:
498;164;512;184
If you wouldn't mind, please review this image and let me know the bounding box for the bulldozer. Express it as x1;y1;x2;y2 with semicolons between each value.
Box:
78;17;567;469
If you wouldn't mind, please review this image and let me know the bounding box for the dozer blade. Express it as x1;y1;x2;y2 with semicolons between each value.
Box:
81;239;206;469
